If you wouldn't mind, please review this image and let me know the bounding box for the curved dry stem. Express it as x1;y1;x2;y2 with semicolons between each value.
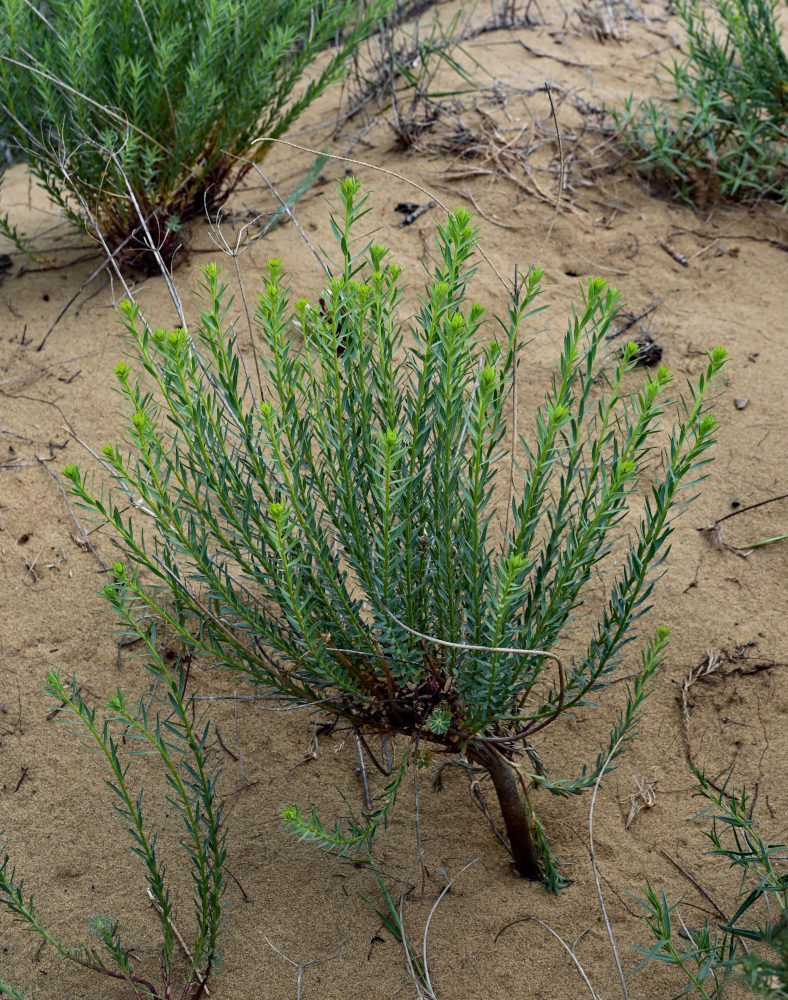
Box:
220;150;332;280
589;735;630;1000
251;136;509;292
264;935;346;1000
382;607;562;671
396;860;430;1000
530;918;601;1000
385;607;564;741
422;858;479;997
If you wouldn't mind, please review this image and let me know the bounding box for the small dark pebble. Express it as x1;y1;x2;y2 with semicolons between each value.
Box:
731;498;741;508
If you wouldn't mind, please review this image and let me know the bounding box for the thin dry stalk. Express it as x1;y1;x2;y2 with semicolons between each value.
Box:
264;936;345;1000
699;492;788;556
355;729;373;808
251;137;509;291
204;205;264;398
589;735;631;1000
660;848;734;927
421;858;479;997
146;888;210;996
681;649;724;758
34;453;109;571
625;768;659;828
494;916;600;999
469;776;513;854
426;90;585;218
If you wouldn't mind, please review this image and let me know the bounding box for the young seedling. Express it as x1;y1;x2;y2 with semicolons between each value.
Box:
0;643;226;1000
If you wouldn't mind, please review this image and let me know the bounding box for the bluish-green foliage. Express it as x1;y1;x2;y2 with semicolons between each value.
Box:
62;181;725;886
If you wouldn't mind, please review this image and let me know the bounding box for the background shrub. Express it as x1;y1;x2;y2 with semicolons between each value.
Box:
614;0;788;206
0;0;390;260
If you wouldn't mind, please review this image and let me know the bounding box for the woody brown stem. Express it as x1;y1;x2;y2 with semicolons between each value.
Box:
468;742;542;881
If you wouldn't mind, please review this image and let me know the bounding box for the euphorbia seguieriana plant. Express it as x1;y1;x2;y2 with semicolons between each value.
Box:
64;179;726;890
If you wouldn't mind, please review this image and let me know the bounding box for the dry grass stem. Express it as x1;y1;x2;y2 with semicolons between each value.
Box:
660;849;734;927
589;735;632;1000
495;916;601;1000
421;858;479;997
469;776;513;855
34;453;109;571
146;888;211;996
252;137;510;292
699;492;788;555
264;936;345;1000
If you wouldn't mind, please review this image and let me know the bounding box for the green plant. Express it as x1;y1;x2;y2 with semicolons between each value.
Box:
0;0;390;262
358;851;430;991
613;0;788;205
0;644;226;1000
62;178;725;890
634;765;788;999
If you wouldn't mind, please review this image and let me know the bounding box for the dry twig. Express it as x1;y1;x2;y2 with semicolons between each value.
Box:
625;768;659;828
699;493;788;555
681;649;724;760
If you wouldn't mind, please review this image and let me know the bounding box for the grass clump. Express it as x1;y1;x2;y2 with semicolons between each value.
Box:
63;179;725;890
614;0;788;206
634;765;788;999
0;651;225;1000
0;0;389;262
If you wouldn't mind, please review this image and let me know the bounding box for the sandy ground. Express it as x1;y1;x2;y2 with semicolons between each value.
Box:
1;2;787;998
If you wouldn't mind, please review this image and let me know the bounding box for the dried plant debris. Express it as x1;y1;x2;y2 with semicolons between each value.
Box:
699;492;788;556
626;768;660;827
394;198;436;225
575;0;653;41
679;645;785;788
658;238;689;267
465;0;545;36
606;301;662;340
345;4;623;212
681;649;725;749
424;88;608;217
